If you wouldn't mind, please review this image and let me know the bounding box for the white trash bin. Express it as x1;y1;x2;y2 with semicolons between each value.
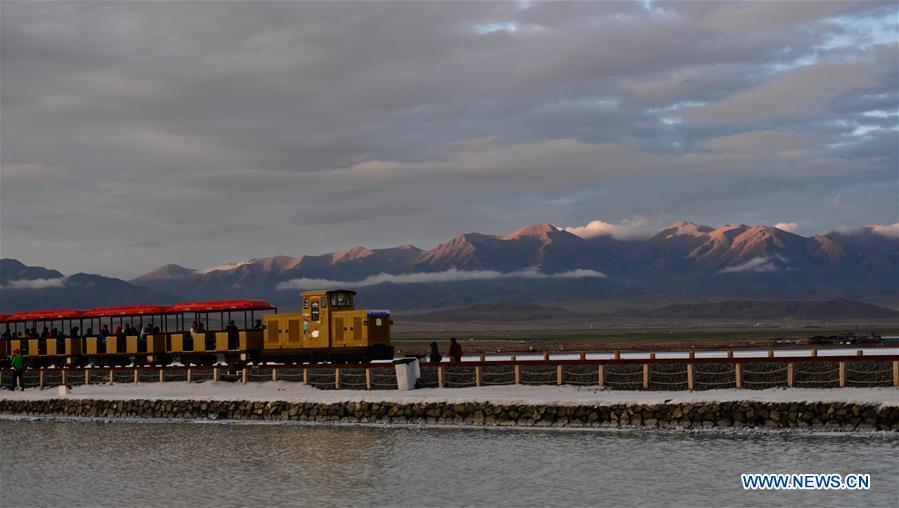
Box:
394;358;420;391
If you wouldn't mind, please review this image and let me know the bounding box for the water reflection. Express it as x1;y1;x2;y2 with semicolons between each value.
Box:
1;420;896;507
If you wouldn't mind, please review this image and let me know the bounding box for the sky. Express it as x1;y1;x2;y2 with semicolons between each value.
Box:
1;1;897;279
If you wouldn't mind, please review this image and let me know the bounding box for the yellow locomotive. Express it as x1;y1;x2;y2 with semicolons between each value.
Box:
0;289;393;367
263;289;393;363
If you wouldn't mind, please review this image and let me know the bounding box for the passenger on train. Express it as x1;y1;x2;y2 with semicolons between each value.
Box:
99;325;110;341
253;319;264;330
70;326;80;338
38;327;49;354
114;325;125;342
226;320;239;350
448;337;463;363
187;321;199;349
197;322;206;332
140;323;153;349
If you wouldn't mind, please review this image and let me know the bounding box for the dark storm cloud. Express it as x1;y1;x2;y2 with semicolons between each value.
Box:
1;1;896;277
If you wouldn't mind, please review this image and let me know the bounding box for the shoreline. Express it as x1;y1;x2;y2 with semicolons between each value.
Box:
4;413;899;438
2;383;897;432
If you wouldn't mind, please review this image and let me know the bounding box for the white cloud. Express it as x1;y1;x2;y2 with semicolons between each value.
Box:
2;278;66;289
870;223;899;238
774;222;799;233
553;269;607;279
717;257;781;273
561;216;650;240
277;268;605;290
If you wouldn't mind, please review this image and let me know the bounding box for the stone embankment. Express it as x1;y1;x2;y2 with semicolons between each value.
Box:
2;398;897;431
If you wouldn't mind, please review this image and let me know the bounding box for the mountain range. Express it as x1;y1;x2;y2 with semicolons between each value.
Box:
0;258;172;312
2;221;897;313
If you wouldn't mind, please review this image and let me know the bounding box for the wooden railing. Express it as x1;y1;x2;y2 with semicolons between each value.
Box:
2;350;898;391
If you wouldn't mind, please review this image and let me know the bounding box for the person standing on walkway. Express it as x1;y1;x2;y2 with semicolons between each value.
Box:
448;337;463;363
428;342;442;363
9;349;25;391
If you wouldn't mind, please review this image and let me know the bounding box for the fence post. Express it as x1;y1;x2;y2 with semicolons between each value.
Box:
768;349;774;358
108;370;113;384
556;364;563;385
159;369;164;383
366;368;373;390
187;368;192;383
475;366;481;387
213;367;219;382
241;368;248;384
133;369;138;384
480;354;486;362
614;350;621;361
643;363;650;390
727;350;733;360
598;364;604;388
543;352;550;361
39;369;45;389
787;363;794;387
811;348;817;358
84;369;89;385
61;369;66;386
839;361;846;388
893;361;898;388
335;368;341;389
687;351;695;391
272;368;278;382
303;368;309;385
437;366;444;388
579;352;586;361
735;363;742;389
514;365;521;385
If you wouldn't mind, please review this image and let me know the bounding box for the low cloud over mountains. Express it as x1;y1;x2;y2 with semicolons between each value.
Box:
2;220;896;312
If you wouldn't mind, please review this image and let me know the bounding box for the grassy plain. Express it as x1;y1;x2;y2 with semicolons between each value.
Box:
390;318;899;355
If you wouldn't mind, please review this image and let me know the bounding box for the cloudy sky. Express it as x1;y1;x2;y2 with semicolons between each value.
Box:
1;1;896;278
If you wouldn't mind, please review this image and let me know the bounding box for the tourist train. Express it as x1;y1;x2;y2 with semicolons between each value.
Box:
0;289;394;367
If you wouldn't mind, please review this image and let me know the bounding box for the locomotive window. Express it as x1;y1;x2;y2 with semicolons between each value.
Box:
375;318;382;326
329;292;352;308
303;298;309;309
311;301;320;322
320;297;327;308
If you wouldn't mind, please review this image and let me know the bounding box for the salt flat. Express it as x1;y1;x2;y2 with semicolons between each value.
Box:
1;382;896;407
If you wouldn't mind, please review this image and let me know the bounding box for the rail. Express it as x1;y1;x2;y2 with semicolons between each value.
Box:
1;350;898;391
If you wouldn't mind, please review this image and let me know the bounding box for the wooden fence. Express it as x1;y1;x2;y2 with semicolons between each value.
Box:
2;350;898;391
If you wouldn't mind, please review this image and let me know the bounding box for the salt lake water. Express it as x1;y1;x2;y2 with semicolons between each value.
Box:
1;419;896;507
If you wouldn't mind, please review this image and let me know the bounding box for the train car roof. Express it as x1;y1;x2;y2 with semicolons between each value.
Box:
3;309;85;322
82;305;171;317
300;289;357;295
165;299;276;313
